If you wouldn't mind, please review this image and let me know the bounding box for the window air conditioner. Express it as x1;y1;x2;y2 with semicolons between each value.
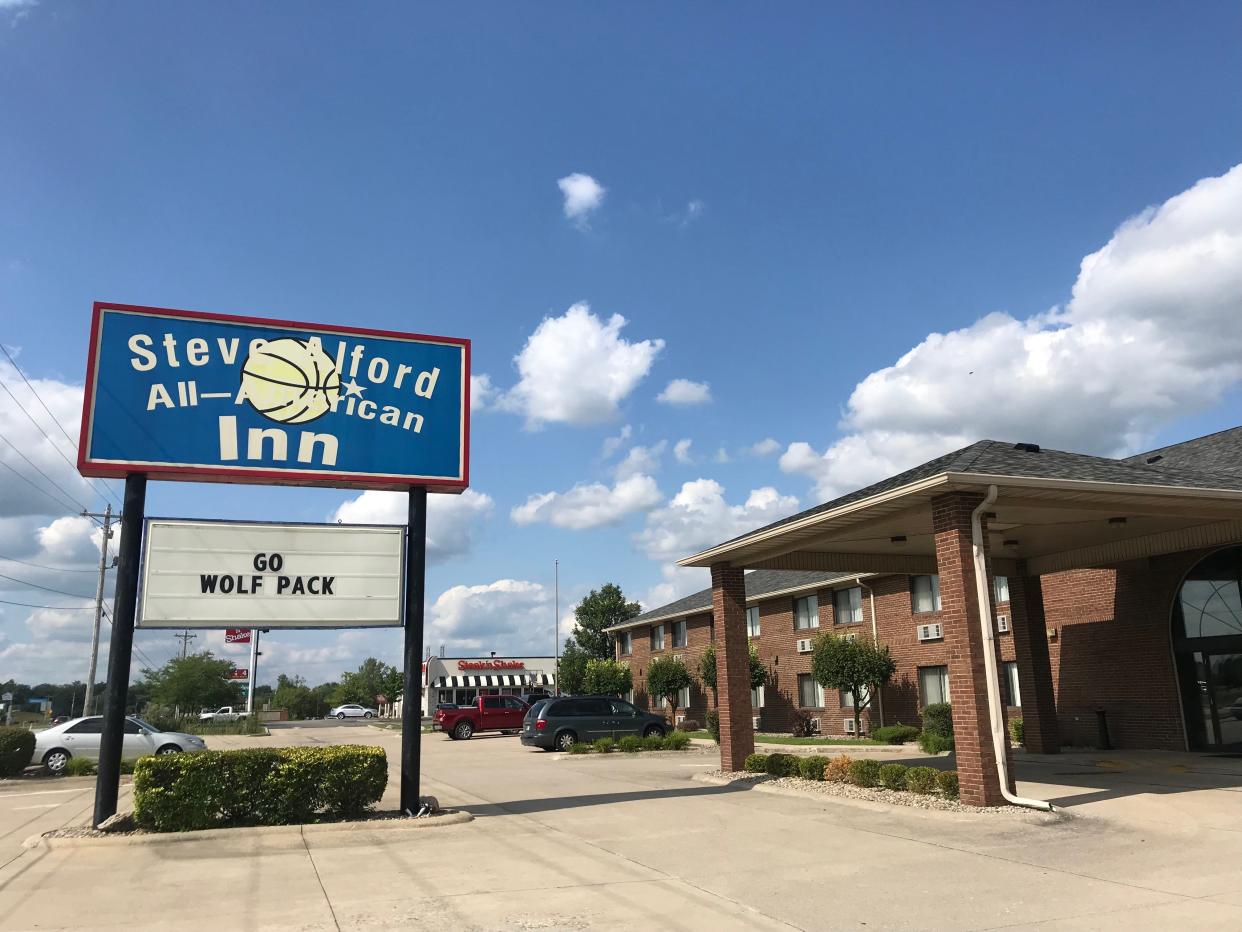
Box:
796;638;814;654
843;632;858;642
843;718;856;734
916;623;944;642
752;715;761;730
996;614;1011;634
808;717;821;734
672;654;684;663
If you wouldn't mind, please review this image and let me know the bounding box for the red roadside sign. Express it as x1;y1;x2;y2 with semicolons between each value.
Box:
228;668;249;680
225;628;252;644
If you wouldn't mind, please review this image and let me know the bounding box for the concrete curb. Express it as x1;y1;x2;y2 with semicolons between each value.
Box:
24;810;473;849
688;738;910;756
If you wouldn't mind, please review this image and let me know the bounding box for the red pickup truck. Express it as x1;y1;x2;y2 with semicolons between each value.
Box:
434;695;529;740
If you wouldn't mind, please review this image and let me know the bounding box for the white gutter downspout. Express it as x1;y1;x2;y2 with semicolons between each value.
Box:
854;576;883;728
971;486;1054;812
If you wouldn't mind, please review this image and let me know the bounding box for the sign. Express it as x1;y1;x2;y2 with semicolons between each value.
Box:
138;519;404;629
228;668;249;681
78;302;470;492
457;659;525;670
224;628;252;644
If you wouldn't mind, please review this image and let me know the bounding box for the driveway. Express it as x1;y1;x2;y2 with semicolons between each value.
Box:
0;726;1239;930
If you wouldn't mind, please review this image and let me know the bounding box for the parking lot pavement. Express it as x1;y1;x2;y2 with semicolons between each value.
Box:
1;727;1241;930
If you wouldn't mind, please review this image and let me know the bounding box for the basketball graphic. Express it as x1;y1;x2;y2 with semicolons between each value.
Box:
240;338;340;424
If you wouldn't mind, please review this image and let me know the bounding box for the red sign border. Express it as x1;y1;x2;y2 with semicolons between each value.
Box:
77;301;471;494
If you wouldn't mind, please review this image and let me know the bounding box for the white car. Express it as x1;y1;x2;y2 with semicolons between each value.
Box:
33;716;207;774
328;704;377;720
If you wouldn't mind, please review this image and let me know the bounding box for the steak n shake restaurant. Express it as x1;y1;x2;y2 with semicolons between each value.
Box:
419;656;557;716
671;428;1242;807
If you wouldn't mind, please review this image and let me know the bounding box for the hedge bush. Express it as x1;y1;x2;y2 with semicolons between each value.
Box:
879;763;908;790
643;734;665;751
593;737;615;754
848;758;881;788
824;754;853;783
677;719;700;732
0;727;35;778
64;756;97;777
569;741;592;754
922;702;954;736
918;733;955;754
618;735;642;753
133;745;387;832
705;710;720;744
937;770;960;799
905;766;939;795
870;724;919;745
798;755;828;781
662;731;690;751
743;753;769;773
766;753;801;777
1009;717;1025;747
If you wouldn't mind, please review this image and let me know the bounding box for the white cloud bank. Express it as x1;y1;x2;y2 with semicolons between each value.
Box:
783;164;1242;499
557;173;606;227
656;378;712;406
331;488;494;563
428;579;553;654
511;474;662;530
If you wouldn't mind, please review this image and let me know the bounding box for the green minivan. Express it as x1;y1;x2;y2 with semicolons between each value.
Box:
520;695;668;751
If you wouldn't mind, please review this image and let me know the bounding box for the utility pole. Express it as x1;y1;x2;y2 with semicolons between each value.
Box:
554;559;560;695
82;504;116;716
174;629;196;658
246;629;261;713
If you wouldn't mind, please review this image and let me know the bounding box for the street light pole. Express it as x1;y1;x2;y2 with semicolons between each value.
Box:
83;503;115;716
554;559;559;695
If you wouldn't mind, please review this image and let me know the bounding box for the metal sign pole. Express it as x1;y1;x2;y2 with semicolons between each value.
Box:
93;473;147;827
247;630;259;713
400;487;428;814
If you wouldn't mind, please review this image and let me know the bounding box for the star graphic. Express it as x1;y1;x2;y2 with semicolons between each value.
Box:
341;379;365;398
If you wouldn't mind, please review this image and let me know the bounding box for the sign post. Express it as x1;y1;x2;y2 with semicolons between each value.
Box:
78;302;469;826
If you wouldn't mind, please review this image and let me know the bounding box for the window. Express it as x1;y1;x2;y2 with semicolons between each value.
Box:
919;665;950;707
122;718;142;735
618;630;632;655
794;594;819;630
610;700;639;717
672;619;688;648
834;587;863;625
1004;662;1021;707
797;674;824;708
67;718;103;734
503;697;526;710
751;685;765;709
650;624;665;651
911;575;941;614
746;606;761;637
677;685;691;710
994;575;1011;604
840;686;870;709
624;688;635;705
482;696;503;709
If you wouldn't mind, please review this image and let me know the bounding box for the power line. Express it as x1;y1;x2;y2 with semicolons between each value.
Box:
0;571;95;600
0;461;84;516
0;434;89;514
0;553;98;574
0;597;94;610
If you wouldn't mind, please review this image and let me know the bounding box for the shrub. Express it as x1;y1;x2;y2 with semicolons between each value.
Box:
643;734;665;751
677;719;700;732
662;731;690;751
1009;717;1025;747
569;741;593;754
848;758;881;787
618;735;642;753
921;703;954;738
918;733;955;754
765;753;800;777
0;726;35;778
64;756;97;777
743;753;769;773
790;711;818;738
937;770;960;800
798;755;828;781
870;724;919;745
133;745;387;832
905;766;939;795
879;763;908;791
593;737;615;754
119;757;136;775
706;710;720;744
824;754;853;783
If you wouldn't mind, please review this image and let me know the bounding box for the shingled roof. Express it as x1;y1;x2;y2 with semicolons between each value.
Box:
1123;426;1242;479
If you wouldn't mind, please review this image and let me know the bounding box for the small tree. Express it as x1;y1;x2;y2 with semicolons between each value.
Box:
558;640;589;694
697;641;767;694
647;655;693;721
333;657;395;706
572;583;641;660
583;658;633;697
139;652;241;712
811;634;897;738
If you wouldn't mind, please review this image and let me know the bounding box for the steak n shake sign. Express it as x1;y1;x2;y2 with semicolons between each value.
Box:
138;519;404;629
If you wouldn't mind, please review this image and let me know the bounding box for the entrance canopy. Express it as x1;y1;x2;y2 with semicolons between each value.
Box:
680;439;1242;576
429;673;554;689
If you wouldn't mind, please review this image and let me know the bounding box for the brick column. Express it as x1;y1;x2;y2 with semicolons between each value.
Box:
1008;564;1059;754
711;562;754;771
932;491;1011;806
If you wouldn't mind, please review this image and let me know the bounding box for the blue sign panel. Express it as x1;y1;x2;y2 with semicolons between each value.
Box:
79;303;470;492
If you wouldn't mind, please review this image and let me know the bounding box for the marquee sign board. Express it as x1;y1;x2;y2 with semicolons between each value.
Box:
78;302;470;492
224;628;251;644
228;668;249;681
137;519;404;630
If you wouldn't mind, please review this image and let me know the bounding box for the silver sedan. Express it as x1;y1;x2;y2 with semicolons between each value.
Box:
32;716;207;774
328;704;377;720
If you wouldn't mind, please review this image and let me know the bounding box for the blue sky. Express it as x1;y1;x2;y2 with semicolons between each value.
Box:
2;1;1241;686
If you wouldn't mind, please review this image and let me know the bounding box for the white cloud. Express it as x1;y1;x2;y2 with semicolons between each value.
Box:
673;438;694;465
428;579;553;654
747;438;781;457
511;474;663;530
601;424;633;459
331;488;494;563
656;378;712;406
640;565;710;612
783;164;1242;499
636;479;798;564
497;303;664;427
470;374;497;412
713;447;730;464
557;173;606;227
614;441;666;480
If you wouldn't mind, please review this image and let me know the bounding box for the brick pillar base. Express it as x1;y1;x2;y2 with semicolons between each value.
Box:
932;492;1010;807
1010;565;1059;754
712;562;754;772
